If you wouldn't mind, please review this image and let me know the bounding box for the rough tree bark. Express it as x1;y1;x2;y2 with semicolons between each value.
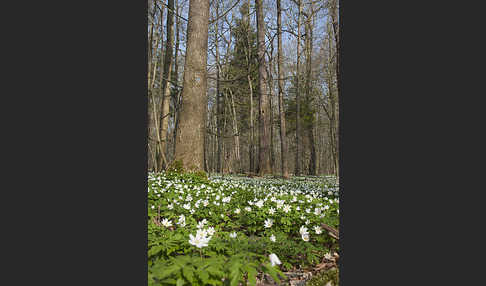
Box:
158;0;175;170
215;1;222;173
228;88;241;172
277;0;289;178
148;0;158;82
256;0;271;175
295;0;302;176
325;18;338;176
268;53;275;174
174;0;210;172
305;7;316;175
245;0;255;173
172;0;181;158
330;0;340;179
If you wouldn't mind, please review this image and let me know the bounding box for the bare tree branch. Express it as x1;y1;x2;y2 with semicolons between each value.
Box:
157;1;188;22
209;0;241;24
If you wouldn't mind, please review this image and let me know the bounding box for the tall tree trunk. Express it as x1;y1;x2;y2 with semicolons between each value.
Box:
172;0;181;157
305;8;316;175
248;74;254;173
256;0;271;175
267;46;275;174
330;0;340;97
147;3;157;172
213;111;218;172
246;0;255;173
215;1;222;173
221;94;228;173
277;0;289;178
158;0;175;170
174;0;210;172
295;0;302;176
269;69;275;174
330;0;340;179
224;22;240;173
151;9;165;171
148;101;157;172
325;19;338;177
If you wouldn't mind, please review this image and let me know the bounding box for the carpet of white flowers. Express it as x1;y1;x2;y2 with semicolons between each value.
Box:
148;172;339;286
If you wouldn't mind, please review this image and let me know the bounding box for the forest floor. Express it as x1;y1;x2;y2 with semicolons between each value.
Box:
148;172;339;286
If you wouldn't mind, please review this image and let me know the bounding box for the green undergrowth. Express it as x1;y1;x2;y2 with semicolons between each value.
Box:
148;172;339;285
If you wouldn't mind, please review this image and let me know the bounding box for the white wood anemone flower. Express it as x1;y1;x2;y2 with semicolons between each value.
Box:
269;253;282;266
161;218;172;228
299;226;309;236
188;233;210;248
301;233;310;242
264;218;274;228
270;234;276;242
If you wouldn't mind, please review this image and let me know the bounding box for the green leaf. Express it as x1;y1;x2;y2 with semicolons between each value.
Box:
275;267;287;280
247;267;257;286
207;279;223;285
154;264;179;280
206;266;224;277
161;278;177;284
230;272;240;286
263;263;280;283
229;263;241;277
173;256;190;267
176;277;185;286
182;267;194;284
199;270;209;284
148;245;165;257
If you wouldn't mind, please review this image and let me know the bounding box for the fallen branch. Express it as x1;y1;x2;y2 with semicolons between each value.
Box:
321;223;339;240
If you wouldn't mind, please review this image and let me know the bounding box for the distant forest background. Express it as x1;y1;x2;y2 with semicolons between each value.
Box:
147;0;340;177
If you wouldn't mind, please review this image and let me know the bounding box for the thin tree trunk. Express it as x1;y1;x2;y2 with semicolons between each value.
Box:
269;75;275;174
213;111;218;172
148;0;158;83
228;88;240;172
246;0;255;173
148;103;157;172
150;25;164;90
295;0;302;176
330;0;340;179
222;93;228;174
159;0;175;170
267;45;275;174
224;20;240;173
215;1;222;173
326;19;338;176
248;74;254;173
277;0;289;178
172;0;181;157
151;92;168;171
149;8;165;171
330;0;339;97
305;7;316;175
